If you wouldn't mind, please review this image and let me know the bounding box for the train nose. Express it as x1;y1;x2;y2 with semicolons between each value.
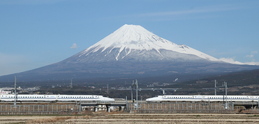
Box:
105;97;115;102
146;97;156;102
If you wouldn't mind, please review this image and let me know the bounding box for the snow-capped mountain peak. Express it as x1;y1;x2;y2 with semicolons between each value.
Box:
2;24;258;82
87;24;176;51
78;24;219;62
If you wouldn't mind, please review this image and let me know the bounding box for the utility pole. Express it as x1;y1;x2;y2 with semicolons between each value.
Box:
130;85;133;102
134;79;139;110
224;82;228;109
222;82;228;109
135;80;138;103
214;80;217;95
14;76;17;107
131;80;135;102
130;80;139;109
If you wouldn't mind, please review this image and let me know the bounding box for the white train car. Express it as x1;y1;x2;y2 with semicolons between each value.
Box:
146;95;259;102
0;94;114;102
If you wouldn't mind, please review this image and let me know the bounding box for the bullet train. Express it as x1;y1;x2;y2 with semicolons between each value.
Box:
0;94;114;102
146;95;259;102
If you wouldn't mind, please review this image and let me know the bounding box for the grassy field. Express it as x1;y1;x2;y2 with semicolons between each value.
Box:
1;112;259;124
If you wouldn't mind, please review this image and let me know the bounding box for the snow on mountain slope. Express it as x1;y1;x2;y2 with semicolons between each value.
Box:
1;24;258;82
77;24;219;62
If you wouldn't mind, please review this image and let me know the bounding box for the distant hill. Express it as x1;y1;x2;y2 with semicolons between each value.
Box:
170;69;259;95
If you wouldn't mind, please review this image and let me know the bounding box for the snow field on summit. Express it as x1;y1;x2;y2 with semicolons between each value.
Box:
79;24;219;62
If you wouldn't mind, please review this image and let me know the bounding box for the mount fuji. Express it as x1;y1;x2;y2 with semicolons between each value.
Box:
68;24;219;63
1;24;258;82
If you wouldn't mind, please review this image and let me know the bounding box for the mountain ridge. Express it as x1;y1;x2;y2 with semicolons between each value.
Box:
0;24;258;82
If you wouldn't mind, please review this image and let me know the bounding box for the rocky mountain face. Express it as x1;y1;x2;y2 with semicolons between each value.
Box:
1;24;258;82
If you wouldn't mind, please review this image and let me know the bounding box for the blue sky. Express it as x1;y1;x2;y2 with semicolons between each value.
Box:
0;0;259;76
